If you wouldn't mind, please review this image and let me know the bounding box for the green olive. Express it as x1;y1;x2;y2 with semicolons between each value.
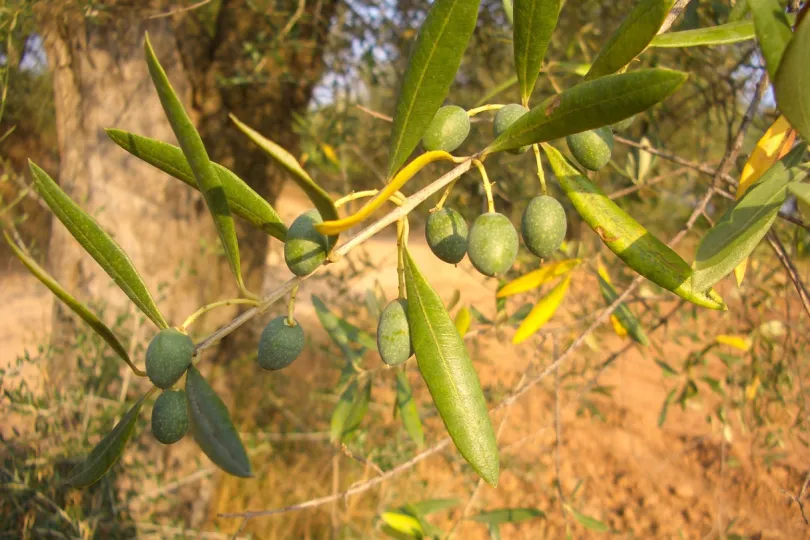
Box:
258;315;304;370
422;105;471;153
521;195;567;258
493;103;530;154
284;210;329;277
151;390;189;444
467;212;519;277
145;328;194;389
425;207;468;264
566;126;614;171
377;299;413;366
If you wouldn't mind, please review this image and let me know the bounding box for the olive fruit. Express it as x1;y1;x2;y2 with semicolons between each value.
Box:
493;103;530;154
521;195;567;258
425;208;468;264
566;126;614;171
377;299;413;366
422;105;471;153
145;328;194;389
285;209;329;277
611;114;636;133
151;390;189;444
467;212;519;277
258;316;304;370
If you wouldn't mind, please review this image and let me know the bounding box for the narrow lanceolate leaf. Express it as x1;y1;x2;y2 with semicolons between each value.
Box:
513;0;562;104
692;154;808;292
229;114;339;245
565;505;610;533
774;11;810;144
497;259;581;298
789;182;810;207
543;144;727;310
585;0;674;80
512;275;570;344
387;0;482;177
330;379;371;442
716;334;753;351
748;0;793;80
650;20;758;48
404;250;499;486
312;294;363;361
596;273;649;346
186;367;252;477
409;498;460;515
503;0;513;25
380;511;424;538
733;115;795;285
469;507;546;525
454;306;472;336
4;232;142;375
65;392;149;487
487;69;686;154
28;162;168;329
106;129;286;241
396;371;425;447
145;34;247;294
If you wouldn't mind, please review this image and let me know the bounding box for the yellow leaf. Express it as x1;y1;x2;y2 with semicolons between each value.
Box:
596;262;612;285
610;314;628;338
380;511;423;537
321;143;340;166
734;116;796;285
512;276;571;344
454;305;471;337
715;334;752;352
497;259;581;298
745;376;761;401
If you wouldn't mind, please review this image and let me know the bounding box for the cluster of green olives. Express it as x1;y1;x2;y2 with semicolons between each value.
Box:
145;328;194;444
420;103;569;278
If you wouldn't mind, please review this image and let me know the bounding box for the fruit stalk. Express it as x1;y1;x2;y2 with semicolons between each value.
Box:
473;160;495;213
180;298;259;333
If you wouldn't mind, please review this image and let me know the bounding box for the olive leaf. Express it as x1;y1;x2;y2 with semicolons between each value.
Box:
496;259;581;298
748;0;793;80
65;392;150;487
229;114;340;246
312;294;366;361
387;0;482;178
396;370;425;448
774;11;810;144
650;20;758;48
468;507;546;525
692;158;808;292
564;505;610;533
788;182;810;207
513;0;562;104
404;249;499;487
596;272;649;346
380;511;424;538
454;306;472;337
28;162;168;329
408;499;460;515
186;366;252;477
487;69;686;154
330;379;371;443
4;232;143;375
512;275;570;344
543;144;727;310
585;0;674;80
502;0;513;25
106;129;286;241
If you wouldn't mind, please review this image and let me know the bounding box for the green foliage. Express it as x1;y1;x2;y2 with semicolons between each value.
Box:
257;316;305;370
404;249;499;486
285;210;329;276
650;19;759;48
566;127;614;171
513;0;562;103
151;390;189;445
330;378;372;443
492;104;530;153
596;273;649;346
387;0;482;177
145;328;194;389
377;299;414;367
469;507;545;524
748;0;793;80
395;370;425;447
425;207;469;264
520;195;567;258
467;212;519;277
421;105;471;153
774;10;810;144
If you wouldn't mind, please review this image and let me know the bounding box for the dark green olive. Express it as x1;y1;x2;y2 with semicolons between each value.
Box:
425;208;468;264
566;127;614;171
521;195;567;258
145;328;194;389
467;212;519;277
377;299;413;366
258;316;304;370
493;103;530;154
151;390;189;444
284;210;328;277
422;105;471;153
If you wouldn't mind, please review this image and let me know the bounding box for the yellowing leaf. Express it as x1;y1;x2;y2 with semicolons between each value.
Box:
321;143;341;166
610;314;628;338
497;259;581;298
512;276;571;344
715;334;752;352
734;115;796;285
380;511;423;537
455;306;472;337
596;262;612;285
745;376;761;401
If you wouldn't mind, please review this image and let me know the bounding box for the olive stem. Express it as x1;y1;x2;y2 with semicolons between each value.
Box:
466;104;505;117
180;298;259;332
431;178;458;212
473;159;495;213
532;144;548;194
396;220;407;299
335;190;406;208
287;284;300;326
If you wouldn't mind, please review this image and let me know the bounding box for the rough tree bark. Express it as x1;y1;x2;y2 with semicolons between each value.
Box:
36;1;336;385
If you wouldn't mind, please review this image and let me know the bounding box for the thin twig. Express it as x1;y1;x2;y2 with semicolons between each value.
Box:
766;231;810;319
148;0;215;19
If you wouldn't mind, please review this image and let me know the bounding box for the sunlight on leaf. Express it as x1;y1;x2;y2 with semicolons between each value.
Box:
512;275;571;344
497;259;580;298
